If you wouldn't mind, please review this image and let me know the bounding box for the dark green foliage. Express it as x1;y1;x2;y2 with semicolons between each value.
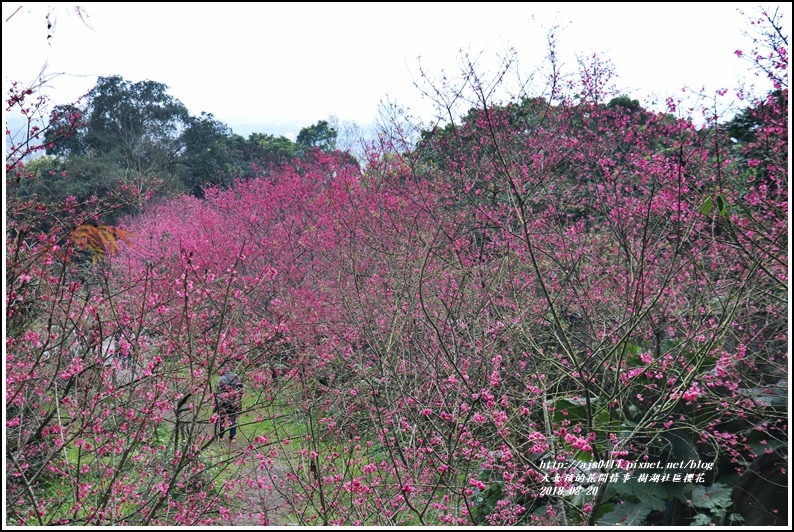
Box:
46;76;189;168
296;120;337;154
35;76;191;219
34;75;358;203
246;132;299;168
179;113;245;196
606;94;641;113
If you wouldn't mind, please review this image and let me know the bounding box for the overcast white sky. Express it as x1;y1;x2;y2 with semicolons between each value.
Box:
3;2;790;138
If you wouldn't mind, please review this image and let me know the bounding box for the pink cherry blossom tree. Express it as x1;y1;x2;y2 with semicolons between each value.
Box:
7;9;786;527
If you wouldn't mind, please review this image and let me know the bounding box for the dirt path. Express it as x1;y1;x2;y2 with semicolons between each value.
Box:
228;447;292;526
153;393;292;525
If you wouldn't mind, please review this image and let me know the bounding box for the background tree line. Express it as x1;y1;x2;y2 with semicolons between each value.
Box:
5;8;787;527
16;73;774;229
17;75;349;221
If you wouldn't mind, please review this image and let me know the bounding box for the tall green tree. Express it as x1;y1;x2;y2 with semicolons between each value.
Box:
296;120;337;154
246;132;299;168
179;112;246;196
47;76;189;170
42;76;191;212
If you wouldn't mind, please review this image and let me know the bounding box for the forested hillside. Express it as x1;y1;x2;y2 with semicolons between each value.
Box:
5;9;788;526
